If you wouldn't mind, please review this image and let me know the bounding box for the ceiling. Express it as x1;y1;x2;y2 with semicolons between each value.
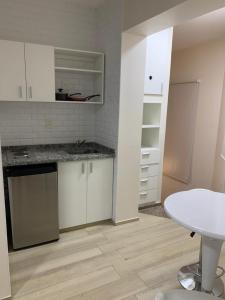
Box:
173;7;225;51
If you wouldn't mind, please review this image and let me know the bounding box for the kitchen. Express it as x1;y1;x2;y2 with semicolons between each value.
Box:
1;0;225;300
0;0;119;251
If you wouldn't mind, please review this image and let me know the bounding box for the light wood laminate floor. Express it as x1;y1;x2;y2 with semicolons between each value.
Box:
9;213;225;300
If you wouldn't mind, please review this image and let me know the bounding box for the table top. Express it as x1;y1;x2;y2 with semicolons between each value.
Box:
164;189;225;240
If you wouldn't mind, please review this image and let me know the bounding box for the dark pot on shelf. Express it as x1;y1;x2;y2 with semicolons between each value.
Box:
55;89;68;101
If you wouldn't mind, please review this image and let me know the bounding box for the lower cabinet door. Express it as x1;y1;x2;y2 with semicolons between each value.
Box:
87;159;113;223
58;161;87;229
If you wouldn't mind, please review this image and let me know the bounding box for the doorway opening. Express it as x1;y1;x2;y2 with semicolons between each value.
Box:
141;7;225;217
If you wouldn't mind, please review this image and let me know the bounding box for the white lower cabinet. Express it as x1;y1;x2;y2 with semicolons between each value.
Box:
58;161;87;229
139;176;158;192
87;159;113;223
58;158;113;230
139;189;158;206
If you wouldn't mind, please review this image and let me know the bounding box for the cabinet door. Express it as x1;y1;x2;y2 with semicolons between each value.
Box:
58;161;87;229
0;40;26;101
87;159;113;223
25;43;55;102
144;29;172;95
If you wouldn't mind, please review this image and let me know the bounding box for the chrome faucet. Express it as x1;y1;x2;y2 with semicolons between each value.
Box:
75;139;86;147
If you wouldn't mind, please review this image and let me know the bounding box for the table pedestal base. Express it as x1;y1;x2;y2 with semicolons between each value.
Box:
178;263;224;297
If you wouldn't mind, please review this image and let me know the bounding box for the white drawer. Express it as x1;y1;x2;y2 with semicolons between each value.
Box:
139;189;159;205
140;164;160;179
140;149;160;165
139;176;158;191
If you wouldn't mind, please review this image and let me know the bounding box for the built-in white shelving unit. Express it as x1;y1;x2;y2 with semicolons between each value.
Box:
54;47;104;104
139;28;173;207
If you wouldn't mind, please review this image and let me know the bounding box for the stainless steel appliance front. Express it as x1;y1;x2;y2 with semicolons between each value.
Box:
7;163;59;249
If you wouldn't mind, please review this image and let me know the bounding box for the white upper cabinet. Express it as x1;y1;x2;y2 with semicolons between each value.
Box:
144;29;172;95
0;40;55;102
0;39;104;104
87;159;113;223
25;43;55;102
0;40;26;101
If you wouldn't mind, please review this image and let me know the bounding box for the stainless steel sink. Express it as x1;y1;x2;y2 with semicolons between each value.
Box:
13;152;29;158
7;150;30;160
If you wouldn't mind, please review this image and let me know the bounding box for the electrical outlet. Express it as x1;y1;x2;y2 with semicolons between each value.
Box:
45;120;54;129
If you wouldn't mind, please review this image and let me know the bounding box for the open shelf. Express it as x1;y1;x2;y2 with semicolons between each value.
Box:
55;100;102;105
142;103;161;126
54;47;104;104
55;67;103;74
55;47;104;72
143;95;163;104
142;125;160;129
141;147;160;151
141;128;160;148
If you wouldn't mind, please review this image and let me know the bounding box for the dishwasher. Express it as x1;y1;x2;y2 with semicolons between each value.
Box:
5;163;59;249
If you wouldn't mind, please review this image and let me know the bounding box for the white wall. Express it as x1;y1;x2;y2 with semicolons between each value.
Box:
0;0;98;50
113;32;146;223
123;0;186;31
124;0;225;36
95;0;122;149
162;38;225;200
0;140;11;299
0;0;99;146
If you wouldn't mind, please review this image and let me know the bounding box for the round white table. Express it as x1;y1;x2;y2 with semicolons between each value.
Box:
164;189;225;295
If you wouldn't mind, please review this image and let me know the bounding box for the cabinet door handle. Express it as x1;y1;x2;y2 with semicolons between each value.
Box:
141;166;149;170
140;192;148;197
29;86;32;99
18;86;23;98
81;162;85;174
140;179;148;183
142;153;150;157
90;162;93;173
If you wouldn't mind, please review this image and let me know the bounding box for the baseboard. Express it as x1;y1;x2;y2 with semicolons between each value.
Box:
60;219;112;233
139;202;161;210
113;217;139;226
1;295;11;300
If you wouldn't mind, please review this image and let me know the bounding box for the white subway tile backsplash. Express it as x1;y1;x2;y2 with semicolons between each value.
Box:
0;101;96;146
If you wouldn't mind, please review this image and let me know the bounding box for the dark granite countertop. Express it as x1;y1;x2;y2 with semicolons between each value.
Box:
2;142;115;167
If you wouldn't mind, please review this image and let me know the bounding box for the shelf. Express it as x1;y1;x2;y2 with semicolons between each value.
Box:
55;67;103;74
141;127;160;148
55;47;104;57
55;100;103;105
55;48;104;72
142;103;161;126
142;125;160;129
144;95;163;104
141;146;160;151
144;99;162;104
